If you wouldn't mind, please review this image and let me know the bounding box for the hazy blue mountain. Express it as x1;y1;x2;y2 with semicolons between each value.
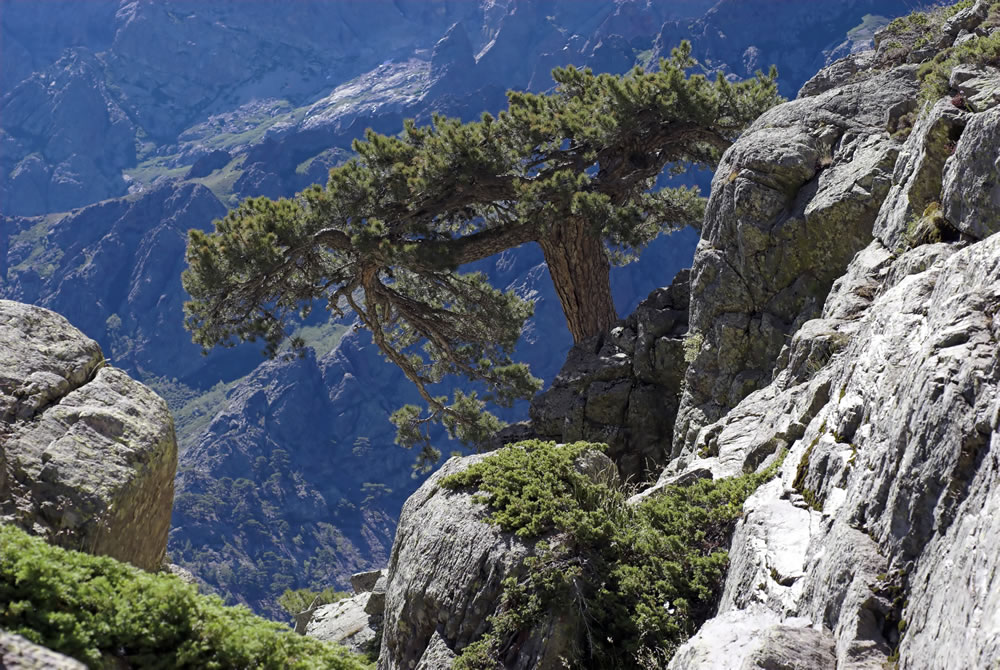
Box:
0;0;914;618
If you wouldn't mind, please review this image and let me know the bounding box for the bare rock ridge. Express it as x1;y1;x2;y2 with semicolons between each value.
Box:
373;3;1000;667
0;299;177;572
528;268;690;480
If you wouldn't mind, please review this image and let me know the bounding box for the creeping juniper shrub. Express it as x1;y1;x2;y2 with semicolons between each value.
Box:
0;525;372;670
443;440;784;668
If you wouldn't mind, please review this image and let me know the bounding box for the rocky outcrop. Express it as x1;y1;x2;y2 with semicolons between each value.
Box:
672;53;919;456
301;568;386;655
0;300;177;571
670;230;999;669
376;450;619;669
529;269;690;479
304;594;378;655
377;453;540;669
0;630;87;670
666;7;1000;667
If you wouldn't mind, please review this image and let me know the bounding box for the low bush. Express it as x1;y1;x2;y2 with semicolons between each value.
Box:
277;586;350;616
443;440;783;669
918;28;1000;103
0;524;372;669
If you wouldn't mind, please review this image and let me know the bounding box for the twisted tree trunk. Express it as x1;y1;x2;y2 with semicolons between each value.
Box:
539;217;617;343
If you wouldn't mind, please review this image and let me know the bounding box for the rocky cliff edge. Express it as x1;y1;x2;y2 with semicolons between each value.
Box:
372;2;1000;668
0;299;177;571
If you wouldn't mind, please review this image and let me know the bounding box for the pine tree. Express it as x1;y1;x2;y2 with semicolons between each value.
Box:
182;44;781;465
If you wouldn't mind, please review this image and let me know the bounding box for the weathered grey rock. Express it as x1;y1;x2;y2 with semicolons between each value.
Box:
364;571;388;616
531;270;690;479
670;232;1000;668
798;51;875;98
667;607;835;670
0;300;104;423
872;98;968;251
304;593;378;656
743;625;838;670
350;568;384;594
673;64;916;456
0;300;177;571
718;480;814;617
940;0;992;43
414;631;458;670
948;65;1000;111
941;106;1000;240
378;451;592;670
0;629;87;669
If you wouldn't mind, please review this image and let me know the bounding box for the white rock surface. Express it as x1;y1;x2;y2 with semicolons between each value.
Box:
304;593;377;656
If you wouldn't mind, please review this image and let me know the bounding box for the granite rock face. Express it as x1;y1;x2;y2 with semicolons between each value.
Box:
672;62;918;455
667;13;1000;666
941;104;1000;240
0;300;177;571
0;630;87;670
530;269;690;480
672;232;1000;669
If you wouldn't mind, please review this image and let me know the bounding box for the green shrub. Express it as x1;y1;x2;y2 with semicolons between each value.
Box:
0;524;372;670
918;28;1000;103
277;586;350;615
443;440;783;668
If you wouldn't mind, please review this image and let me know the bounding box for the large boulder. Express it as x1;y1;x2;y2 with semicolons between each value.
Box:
0;300;177;571
672;61;918;456
377;449;617;669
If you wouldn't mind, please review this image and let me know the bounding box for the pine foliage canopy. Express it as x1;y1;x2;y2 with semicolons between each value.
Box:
183;44;781;464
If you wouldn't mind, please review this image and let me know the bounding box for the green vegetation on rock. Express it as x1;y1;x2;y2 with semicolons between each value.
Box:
277;586;350;616
0;524;372;670
879;0;1000;104
442;441;783;668
918;27;1000;103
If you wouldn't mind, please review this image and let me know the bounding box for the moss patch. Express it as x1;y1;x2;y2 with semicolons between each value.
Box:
0;524;372;670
